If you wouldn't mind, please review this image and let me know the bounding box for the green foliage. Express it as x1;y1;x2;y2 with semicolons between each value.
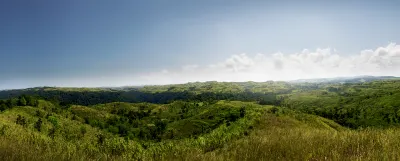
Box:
18;96;27;106
26;95;39;106
201;114;400;161
0;104;6;112
283;80;400;128
47;116;59;128
0;125;8;136
239;107;246;118
0;82;282;106
48;127;57;138
7;98;18;108
0;98;270;160
80;126;87;136
35;110;46;118
15;115;27;126
34;118;43;132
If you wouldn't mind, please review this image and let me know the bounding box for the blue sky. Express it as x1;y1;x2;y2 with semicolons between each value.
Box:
1;0;400;89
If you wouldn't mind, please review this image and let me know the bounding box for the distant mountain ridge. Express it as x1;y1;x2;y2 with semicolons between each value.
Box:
289;75;398;83
1;76;399;92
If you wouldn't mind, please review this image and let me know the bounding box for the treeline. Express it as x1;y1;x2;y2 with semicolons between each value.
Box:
0;89;278;106
0;95;39;111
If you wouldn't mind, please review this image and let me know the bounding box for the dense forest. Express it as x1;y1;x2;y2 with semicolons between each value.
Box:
1;77;400;160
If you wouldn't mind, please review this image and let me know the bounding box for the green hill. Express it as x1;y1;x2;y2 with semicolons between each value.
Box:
2;79;400;160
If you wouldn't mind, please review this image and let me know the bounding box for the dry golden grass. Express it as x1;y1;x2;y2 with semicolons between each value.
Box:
199;114;400;161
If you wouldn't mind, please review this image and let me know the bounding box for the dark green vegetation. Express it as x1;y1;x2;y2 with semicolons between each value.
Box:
283;80;400;128
1;78;400;160
0;82;280;106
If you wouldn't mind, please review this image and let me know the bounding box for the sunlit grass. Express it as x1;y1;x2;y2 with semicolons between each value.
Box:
1;103;400;161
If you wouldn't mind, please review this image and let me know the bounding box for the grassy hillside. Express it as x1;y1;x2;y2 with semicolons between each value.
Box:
2;100;400;160
0;99;271;160
283;80;400;128
2;79;400;160
203;112;400;161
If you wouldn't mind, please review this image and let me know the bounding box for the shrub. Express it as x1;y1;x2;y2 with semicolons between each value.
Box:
34;118;43;132
47;116;59;128
16;115;27;126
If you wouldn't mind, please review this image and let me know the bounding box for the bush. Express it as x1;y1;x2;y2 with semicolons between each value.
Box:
34;118;43;132
80;126;87;136
16;115;27;126
47;116;59;128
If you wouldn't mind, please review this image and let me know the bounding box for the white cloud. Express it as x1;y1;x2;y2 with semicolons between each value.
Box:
223;53;254;72
182;64;199;71
134;43;400;85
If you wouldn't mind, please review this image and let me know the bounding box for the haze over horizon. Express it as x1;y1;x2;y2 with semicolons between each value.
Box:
1;0;400;89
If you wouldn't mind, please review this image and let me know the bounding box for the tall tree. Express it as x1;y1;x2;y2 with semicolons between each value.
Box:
18;97;27;106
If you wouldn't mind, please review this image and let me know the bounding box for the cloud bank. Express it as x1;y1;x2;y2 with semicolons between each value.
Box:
6;43;398;89
136;43;400;85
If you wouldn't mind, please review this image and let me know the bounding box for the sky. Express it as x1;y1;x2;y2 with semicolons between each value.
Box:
1;0;400;89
